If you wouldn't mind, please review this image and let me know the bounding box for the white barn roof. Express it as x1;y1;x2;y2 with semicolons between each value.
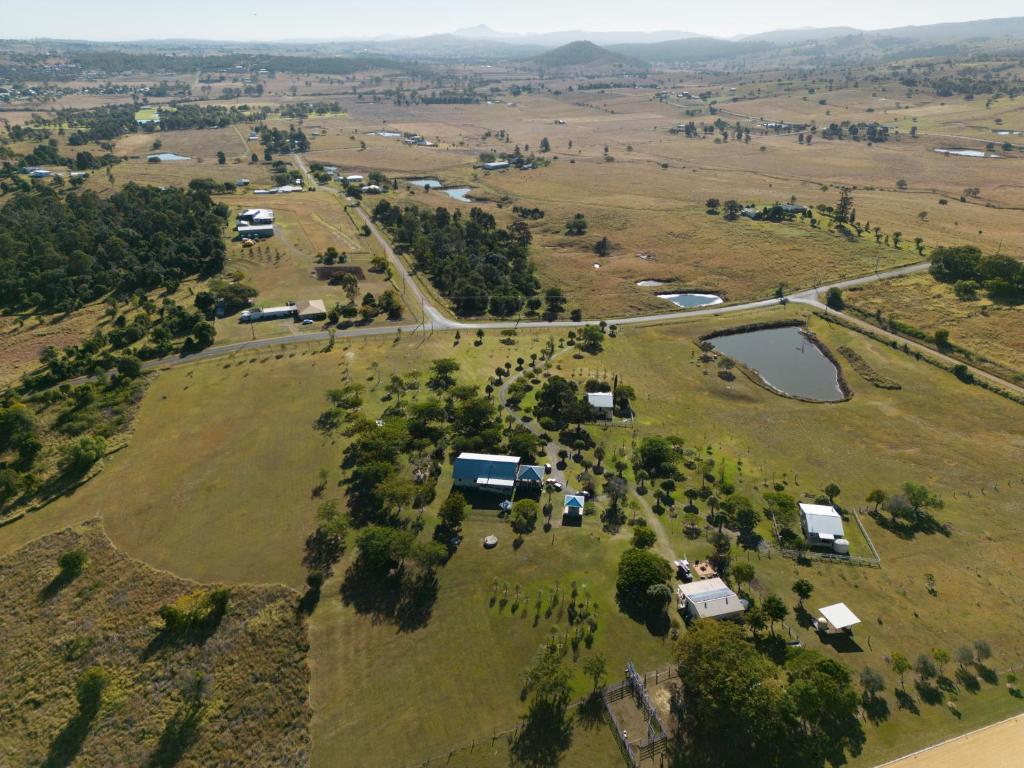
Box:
819;602;860;630
457;452;520;464
587;392;614;409
799;503;845;537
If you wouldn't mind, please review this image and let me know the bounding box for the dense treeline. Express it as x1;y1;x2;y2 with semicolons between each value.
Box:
71;51;408;76
929;245;1024;302
0;183;228;312
371;201;538;317
259;126;310;154
51;103;263;145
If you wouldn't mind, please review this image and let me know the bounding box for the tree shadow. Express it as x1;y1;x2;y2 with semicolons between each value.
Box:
816;630;863;654
753;633;789;665
509;700;574;768
915;680;944;706
38;569;81;603
42;684;103;768
575;692;605;731
794;604;815;629
861;692;890;724
894;688;920;715
975;663;999;685
956;668;981;693
339;561;437;632
145;705;204;768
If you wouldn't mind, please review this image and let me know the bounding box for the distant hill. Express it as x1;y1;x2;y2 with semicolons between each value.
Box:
609;37;774;62
528;40;639;68
454;25;705;46
872;16;1024;42
737;27;860;45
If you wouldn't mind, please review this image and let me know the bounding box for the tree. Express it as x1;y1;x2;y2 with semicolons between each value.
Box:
216;151;226;165
932;648;951;677
539;137;551;152
890;652;911;689
593;236;610;257
902;482;943;526
792;579;813;607
59;435;107;475
58;548;89;579
732;561;755;590
565;213;588;235
509;499;540;538
860;667;885;699
579;325;604;354
823;483;841;505
834;187;853;224
705;198;720;212
723;200;743;220
582;654;607;692
762;595;788;635
616;548;671;614
915;654;937;680
973;639;992;663
825;287;845;310
954;645;975;669
866;489;886;513
428;358;460;390
514;644;574;766
632;526;657;549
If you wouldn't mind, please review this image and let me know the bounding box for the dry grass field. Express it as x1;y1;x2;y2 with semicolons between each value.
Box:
0;520;310;767
844;272;1024;382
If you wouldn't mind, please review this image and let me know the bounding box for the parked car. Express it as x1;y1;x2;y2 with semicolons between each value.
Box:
674;559;693;582
301;318;314;325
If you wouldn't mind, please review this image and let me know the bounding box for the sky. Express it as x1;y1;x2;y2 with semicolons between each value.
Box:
4;0;1022;41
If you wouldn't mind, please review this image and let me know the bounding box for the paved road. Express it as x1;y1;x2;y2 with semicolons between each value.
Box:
127;168;1020;398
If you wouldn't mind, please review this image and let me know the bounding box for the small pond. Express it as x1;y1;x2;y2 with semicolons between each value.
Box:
407;178;445;189
933;148;998;158
708;326;844;402
148;152;191;161
659;292;722;308
443;187;473;202
370;131;402;137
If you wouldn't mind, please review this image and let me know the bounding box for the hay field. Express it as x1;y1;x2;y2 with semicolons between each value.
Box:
0;520;310;767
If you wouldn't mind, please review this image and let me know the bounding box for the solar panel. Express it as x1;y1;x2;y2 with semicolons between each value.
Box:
689;587;735;603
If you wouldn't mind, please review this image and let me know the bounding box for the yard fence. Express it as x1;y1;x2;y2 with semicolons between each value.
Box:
770;508;881;568
603;662;677;766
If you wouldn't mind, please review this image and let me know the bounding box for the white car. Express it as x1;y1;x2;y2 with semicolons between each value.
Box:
301;318;314;325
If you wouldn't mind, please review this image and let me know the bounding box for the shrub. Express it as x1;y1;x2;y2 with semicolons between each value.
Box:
58;548;88;578
159;588;230;634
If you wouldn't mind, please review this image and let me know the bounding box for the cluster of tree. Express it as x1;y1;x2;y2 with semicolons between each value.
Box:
0;183;228;313
533;374;633;431
372;201;538;317
194;279;259;319
929;245;1023;303
865;483;946;535
259;126;310;155
616;546;673;622
670;620;863;768
20;141;71;167
820;122;890;142
279;101;342;118
512;205;545;220
70;51;408;78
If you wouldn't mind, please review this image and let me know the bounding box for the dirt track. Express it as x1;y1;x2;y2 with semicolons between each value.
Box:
880;714;1024;768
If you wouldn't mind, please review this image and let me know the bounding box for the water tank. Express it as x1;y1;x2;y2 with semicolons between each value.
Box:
832;538;850;555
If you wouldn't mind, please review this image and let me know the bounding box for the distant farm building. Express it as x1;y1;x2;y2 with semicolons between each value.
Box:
677;577;746;620
799;503;849;553
481;160;510;171
453;453;520;494
345;174;365;183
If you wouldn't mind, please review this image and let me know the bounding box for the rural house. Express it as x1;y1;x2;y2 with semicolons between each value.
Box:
586;391;614;418
677;577;746;620
453;452;521;494
799;503;848;552
563;494;586;518
516;465;545;487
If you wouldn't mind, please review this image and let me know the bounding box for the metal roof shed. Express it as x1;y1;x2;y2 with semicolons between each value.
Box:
818;603;860;631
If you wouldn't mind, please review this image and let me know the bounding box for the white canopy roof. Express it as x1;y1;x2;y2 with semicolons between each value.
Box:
587;391;614;409
819;602;860;630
